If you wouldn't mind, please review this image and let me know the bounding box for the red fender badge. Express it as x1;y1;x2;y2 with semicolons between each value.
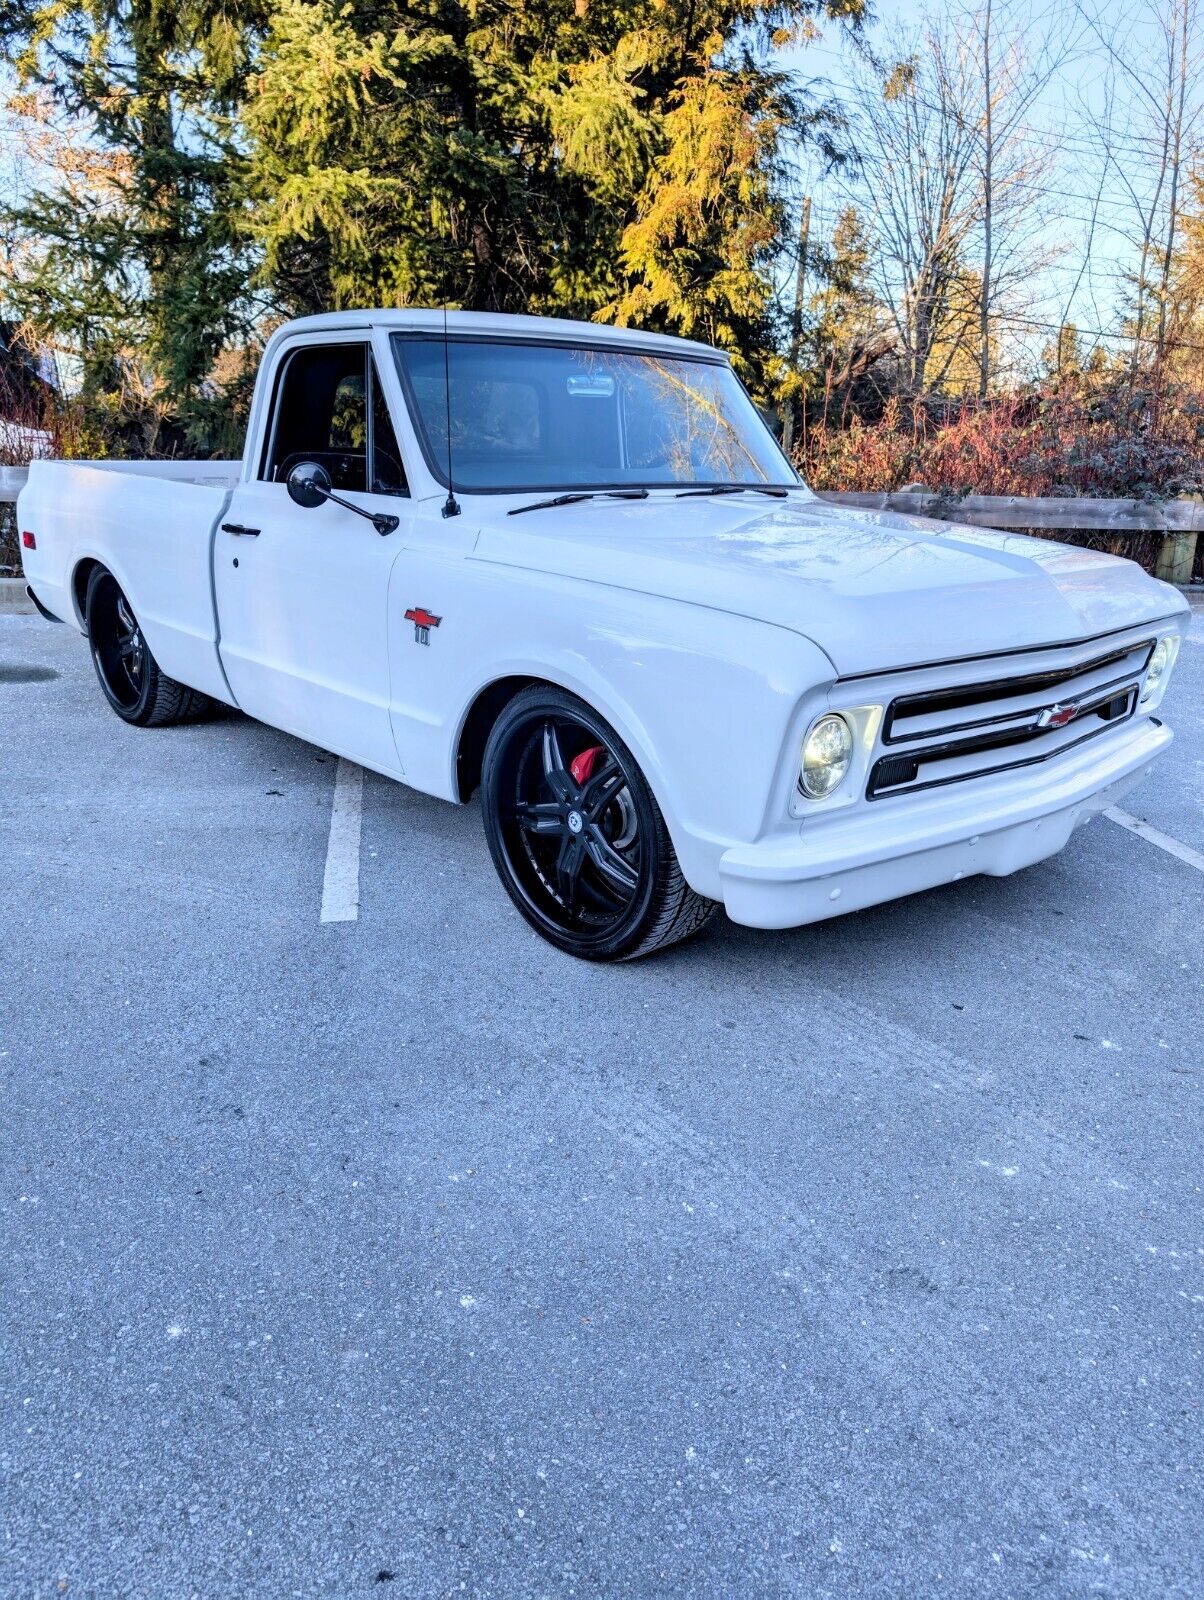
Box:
404;607;442;645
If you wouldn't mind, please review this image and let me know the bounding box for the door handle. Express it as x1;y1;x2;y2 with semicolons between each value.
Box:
221;522;260;537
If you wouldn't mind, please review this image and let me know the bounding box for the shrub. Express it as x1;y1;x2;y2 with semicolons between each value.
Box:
798;388;1204;500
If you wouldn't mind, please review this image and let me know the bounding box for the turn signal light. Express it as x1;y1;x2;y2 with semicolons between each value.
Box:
21;530;35;549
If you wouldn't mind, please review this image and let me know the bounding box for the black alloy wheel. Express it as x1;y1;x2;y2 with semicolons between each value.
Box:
480;686;716;960
84;565;213;727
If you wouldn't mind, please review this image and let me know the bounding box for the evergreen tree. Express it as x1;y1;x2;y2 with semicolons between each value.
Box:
242;0;862;397
2;0;864;437
1039;323;1083;386
1;0;265;445
802;204;887;407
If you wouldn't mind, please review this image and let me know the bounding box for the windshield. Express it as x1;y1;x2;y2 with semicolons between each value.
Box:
392;335;796;493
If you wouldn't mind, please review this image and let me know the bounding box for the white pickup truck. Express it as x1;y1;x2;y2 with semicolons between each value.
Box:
19;310;1187;959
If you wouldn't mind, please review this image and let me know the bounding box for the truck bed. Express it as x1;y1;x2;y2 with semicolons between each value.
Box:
50;459;242;488
18;459;240;703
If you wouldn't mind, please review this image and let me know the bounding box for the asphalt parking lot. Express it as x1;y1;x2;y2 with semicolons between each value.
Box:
3;593;1202;1599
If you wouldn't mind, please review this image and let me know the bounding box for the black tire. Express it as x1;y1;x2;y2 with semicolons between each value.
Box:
84;566;213;727
481;686;716;961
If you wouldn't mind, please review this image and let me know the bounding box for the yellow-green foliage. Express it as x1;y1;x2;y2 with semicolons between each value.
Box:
607;65;784;374
3;0;865;434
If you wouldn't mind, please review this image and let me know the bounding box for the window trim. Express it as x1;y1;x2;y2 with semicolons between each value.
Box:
363;346;375;491
366;350;409;498
259;338;410;498
260;341;368;484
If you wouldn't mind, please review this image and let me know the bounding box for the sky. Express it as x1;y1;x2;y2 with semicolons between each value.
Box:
779;0;1200;376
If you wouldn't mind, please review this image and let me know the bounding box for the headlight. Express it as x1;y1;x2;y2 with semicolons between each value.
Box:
1145;638;1170;693
799;713;853;799
1142;636;1179;703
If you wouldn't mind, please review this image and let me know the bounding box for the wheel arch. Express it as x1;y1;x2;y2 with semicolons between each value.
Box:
452;669;671;821
71;555;105;627
455;674;543;801
71;552;144;632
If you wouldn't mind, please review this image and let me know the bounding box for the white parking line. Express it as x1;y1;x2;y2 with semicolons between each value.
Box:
1104;807;1204;874
320;759;364;922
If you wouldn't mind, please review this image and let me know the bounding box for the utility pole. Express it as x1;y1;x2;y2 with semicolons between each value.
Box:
979;0;993;401
782;194;811;458
1156;0;1191;374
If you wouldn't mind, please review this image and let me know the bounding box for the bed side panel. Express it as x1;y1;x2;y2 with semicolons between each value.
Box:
18;461;234;701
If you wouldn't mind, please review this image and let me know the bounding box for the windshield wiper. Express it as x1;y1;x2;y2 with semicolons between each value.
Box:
675;484;790;499
508;488;650;516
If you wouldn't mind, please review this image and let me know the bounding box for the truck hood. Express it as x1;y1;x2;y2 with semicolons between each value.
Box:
471;493;1185;675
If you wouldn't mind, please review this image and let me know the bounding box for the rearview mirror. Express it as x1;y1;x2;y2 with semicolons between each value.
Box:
284;457;399;537
287;460;332;510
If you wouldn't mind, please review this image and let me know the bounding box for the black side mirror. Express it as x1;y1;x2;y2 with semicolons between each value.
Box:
287;460;332;510
285;459;399;536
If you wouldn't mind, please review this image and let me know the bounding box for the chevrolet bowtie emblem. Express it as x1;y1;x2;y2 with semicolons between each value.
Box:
1036;700;1080;730
404;606;442;645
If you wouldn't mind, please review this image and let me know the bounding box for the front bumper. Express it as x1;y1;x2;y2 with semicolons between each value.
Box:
718;715;1171;930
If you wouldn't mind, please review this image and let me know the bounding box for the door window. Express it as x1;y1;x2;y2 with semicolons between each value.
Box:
263;343;407;496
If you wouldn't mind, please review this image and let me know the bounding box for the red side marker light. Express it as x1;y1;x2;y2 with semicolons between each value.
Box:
21;530;36;549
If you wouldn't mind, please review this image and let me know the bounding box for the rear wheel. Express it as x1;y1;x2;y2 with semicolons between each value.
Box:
481;686;716;960
84;567;212;727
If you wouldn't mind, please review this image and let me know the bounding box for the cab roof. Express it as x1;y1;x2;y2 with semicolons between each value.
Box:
268;309;727;363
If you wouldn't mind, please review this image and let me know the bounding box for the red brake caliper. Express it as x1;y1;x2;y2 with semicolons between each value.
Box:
569;745;605;787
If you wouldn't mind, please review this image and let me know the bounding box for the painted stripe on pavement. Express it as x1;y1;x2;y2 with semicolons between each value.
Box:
320;759;364;921
1104;806;1204;874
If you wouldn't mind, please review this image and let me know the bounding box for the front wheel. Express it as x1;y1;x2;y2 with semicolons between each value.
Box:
85;566;212;727
480;687;717;960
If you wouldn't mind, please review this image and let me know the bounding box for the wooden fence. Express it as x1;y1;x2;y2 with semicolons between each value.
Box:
815;488;1203;584
2;469;1201;583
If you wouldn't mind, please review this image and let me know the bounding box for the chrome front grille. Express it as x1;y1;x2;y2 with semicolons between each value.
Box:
867;638;1153;800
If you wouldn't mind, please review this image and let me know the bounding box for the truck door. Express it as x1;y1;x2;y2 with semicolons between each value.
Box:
215;337;411;775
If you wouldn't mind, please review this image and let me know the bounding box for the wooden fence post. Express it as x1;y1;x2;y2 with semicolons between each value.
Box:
1155;495;1201;584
